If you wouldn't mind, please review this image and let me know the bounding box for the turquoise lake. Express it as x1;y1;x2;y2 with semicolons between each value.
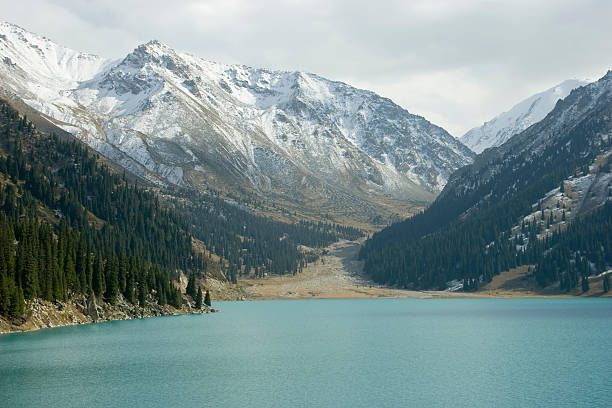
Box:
1;298;611;407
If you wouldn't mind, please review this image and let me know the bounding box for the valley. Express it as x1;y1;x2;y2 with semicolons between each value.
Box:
238;239;540;300
238;239;430;299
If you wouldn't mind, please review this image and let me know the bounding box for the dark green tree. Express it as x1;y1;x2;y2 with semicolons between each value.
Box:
204;289;211;307
581;275;590;293
195;287;202;309
186;272;196;299
105;257;119;304
138;282;147;307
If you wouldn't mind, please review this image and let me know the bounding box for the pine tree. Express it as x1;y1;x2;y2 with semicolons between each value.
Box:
204;289;211;307
105;256;119;304
186;272;196;299
603;274;610;293
581;275;590;293
138;282;147;307
195;287;202;309
92;254;105;297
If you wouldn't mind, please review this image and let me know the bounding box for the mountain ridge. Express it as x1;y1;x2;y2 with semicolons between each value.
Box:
460;79;589;153
0;22;474;224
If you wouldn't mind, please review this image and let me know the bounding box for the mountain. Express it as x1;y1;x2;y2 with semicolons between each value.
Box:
460;79;588;153
0;22;474;224
360;70;612;292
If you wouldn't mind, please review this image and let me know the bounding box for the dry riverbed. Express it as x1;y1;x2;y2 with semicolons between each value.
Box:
239;240;481;300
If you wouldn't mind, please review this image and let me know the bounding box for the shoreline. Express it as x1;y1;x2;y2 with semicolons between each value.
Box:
4;290;605;336
236;289;578;301
0;295;218;335
5;238;608;335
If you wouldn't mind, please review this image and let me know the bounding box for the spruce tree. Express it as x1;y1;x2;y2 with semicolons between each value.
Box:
195;287;202;309
0;272;9;316
581;275;590;293
9;284;25;317
186;272;196;299
125;272;135;304
138;282;147;307
22;254;39;300
204;289;211;307
105;257;119;304
92;254;105;297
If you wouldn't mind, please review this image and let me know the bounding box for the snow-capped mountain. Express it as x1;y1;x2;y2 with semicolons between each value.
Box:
441;71;612;209
0;22;474;220
460;79;589;153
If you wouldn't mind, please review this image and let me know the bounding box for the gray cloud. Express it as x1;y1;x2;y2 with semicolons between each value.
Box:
3;0;612;136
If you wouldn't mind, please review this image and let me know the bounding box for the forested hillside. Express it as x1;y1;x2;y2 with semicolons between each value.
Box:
360;72;612;292
173;189;362;283
0;100;193;318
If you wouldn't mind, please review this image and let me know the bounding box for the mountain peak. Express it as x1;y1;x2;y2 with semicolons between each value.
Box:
0;21;27;33
141;39;172;52
129;39;177;60
460;78;589;153
0;21;109;90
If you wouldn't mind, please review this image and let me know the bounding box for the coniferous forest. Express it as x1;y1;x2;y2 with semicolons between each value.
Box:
360;85;612;292
173;190;362;283
0;100;190;318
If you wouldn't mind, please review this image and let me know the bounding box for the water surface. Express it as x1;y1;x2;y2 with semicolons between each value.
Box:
1;298;611;407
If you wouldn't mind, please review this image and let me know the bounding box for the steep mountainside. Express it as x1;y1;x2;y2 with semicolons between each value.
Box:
361;71;612;292
460;79;588;153
0;98;196;321
0;22;473;223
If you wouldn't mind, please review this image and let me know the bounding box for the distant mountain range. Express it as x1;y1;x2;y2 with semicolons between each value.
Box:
0;22;474;223
460;79;588;153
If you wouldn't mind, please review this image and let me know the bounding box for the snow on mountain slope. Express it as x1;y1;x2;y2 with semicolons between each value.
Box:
460;79;589;154
441;70;612;208
0;22;114;119
0;23;474;221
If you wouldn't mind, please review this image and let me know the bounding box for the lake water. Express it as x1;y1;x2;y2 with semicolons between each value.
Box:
1;298;611;407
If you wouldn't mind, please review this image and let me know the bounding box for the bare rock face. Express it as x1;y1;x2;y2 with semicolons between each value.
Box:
0;292;222;334
86;294;99;322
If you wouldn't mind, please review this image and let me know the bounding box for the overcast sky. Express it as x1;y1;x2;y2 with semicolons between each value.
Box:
3;0;612;136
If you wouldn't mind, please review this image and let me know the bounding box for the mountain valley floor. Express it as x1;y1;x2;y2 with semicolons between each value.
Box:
238;240;612;300
239;240;479;299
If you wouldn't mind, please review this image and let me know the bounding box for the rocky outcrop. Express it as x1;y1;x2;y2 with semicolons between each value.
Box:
86;294;99;321
0;294;217;334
